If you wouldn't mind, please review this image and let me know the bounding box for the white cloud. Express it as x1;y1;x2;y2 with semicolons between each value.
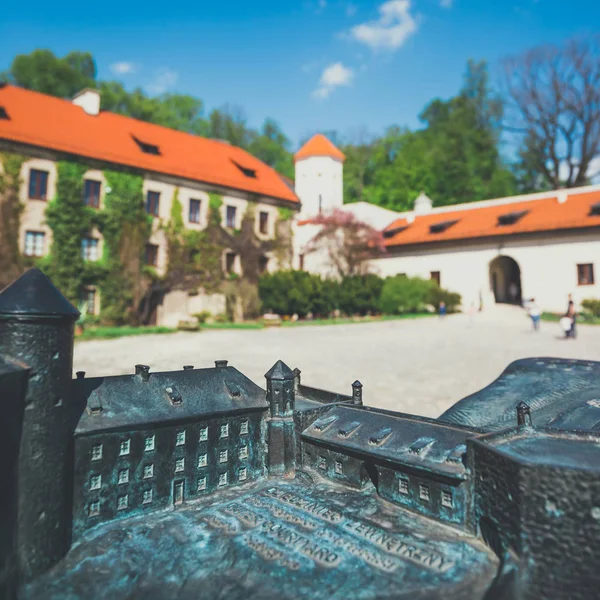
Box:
110;62;136;75
350;0;417;51
440;0;453;7
147;69;178;95
312;62;354;99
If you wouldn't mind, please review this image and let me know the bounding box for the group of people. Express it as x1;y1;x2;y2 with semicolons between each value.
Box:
525;294;577;338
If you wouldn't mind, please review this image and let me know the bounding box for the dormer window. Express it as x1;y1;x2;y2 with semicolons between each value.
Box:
338;421;361;438
409;437;435;455
313;415;338;431
0;107;9;120
133;135;160;155
497;210;528;226
383;225;408;239
225;380;240;398
590;202;600;216
166;385;182;405
231;159;256;179
369;427;392;446
429;220;459;234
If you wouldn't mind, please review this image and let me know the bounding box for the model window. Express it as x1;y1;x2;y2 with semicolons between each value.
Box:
198;454;207;468
175;458;185;473
118;468;129;484
143;489;153;505
240;420;249;435
226;205;237;228
24;231;45;257
220;423;229;438
219;449;228;463
419;484;430;502
430;271;441;287
197;477;207;492
80;287;96;315
239;445;248;459
225;252;236;274
258;255;269;275
259;211;269;234
143;464;154;479
119;439;130;456
199;426;208;441
81;237;99;261
441;490;453;508
239;468;247;481
84;179;101;208
218;472;228;486
91;444;103;461
144;435;155;452
189;199;201;224
318;456;327;470
90;475;101;490
334;460;343;474
145;243;158;267
176;430;186;446
145;191;160;217
577;263;595;285
399;477;409;495
88;501;100;517
28;169;49;200
117;495;128;510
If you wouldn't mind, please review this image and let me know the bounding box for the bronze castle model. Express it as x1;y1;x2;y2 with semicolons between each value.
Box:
1;269;599;599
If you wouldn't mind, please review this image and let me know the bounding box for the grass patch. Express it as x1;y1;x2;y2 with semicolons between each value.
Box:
77;326;176;340
541;312;600;325
202;322;265;330
281;313;435;327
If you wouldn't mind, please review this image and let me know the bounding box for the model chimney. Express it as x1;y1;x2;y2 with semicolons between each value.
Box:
414;191;433;214
72;89;100;116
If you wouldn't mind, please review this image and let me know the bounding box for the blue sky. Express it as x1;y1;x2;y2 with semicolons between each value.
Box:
1;0;598;149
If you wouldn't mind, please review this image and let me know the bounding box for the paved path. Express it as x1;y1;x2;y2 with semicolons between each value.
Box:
74;307;600;418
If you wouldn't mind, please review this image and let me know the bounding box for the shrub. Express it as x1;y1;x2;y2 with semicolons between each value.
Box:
379;275;435;314
429;286;462;313
582;299;600;318
338;274;384;316
193;310;212;324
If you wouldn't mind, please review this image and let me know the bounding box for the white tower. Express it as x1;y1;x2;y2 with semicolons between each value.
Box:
294;134;345;218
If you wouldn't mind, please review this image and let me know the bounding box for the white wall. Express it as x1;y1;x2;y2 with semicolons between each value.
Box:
371;232;600;314
294;156;343;218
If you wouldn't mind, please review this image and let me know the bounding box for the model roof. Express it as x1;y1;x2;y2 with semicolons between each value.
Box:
383;187;600;248
294;134;345;163
303;405;476;479
74;365;268;435
0;84;298;204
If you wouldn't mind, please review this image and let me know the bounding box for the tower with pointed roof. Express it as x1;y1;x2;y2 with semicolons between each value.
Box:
294;133;345;218
265;360;296;478
0;269;79;582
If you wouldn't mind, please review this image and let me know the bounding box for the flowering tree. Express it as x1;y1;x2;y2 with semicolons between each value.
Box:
302;209;386;278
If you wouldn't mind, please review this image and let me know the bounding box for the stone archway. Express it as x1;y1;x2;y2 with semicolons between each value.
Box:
360;462;379;491
489;256;522;305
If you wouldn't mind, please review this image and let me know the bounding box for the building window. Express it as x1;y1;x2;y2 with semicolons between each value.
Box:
226;205;237;228
299;254;305;271
218;472;228;486
198;454;208;468
441;490;453;508
119;439;130;456
90;475;102;490
225;252;236;274
28;169;49;200
24;231;46;257
80;287;96;315
84;179;101;208
176;430;186;446
91;444;103;461
118;468;129;484
577;263;595;286
240;420;249;435
318;456;327;470
117;495;128;511
239;468;247;481
259;211;269;234
219;449;228;463
220;423;229;439
143;464;154;479
146;191;160;217
175;458;185;473
334;461;343;474
81;237;99;261
399;477;409;495
145;435;155;452
145;243;159;267
419;484;430;502
430;272;441;287
143;489;153;505
197;477;207;492
239;445;248;459
258;255;269;274
88;501;100;517
189;199;201;224
199;427;208;442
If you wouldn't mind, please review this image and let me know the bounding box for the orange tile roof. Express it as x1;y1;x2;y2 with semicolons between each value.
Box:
383;190;600;248
294;133;345;162
0;84;298;204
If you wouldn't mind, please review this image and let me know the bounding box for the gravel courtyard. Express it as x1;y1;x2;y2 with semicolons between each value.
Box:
74;306;600;418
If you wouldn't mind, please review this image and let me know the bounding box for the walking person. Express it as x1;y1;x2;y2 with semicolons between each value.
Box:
528;298;541;331
439;301;447;319
566;294;577;339
508;281;519;304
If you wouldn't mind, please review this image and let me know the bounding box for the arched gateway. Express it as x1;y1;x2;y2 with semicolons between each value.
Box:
489;256;522;305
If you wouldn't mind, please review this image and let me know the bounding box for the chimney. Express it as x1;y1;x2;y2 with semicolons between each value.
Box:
352;380;363;406
414;191;433;215
135;364;150;382
215;360;228;369
516;401;532;427
293;367;301;393
72;88;100;116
